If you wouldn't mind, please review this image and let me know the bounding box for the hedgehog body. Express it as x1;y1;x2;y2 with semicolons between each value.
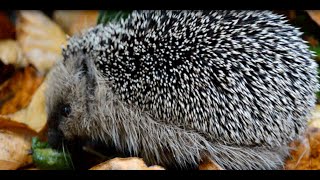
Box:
46;10;318;170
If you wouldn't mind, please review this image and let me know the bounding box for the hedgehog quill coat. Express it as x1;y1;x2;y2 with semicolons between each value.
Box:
46;10;319;170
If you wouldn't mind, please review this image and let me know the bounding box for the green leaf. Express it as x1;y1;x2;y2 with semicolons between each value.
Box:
317;91;320;100
97;10;132;25
310;46;320;58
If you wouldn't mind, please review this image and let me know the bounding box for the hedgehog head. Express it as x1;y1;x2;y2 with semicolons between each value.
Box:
46;35;100;148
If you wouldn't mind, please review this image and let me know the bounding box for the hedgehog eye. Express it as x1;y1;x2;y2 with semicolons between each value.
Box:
61;104;71;117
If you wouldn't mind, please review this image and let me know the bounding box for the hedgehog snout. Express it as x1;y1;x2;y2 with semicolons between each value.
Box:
47;128;65;150
47;111;68;150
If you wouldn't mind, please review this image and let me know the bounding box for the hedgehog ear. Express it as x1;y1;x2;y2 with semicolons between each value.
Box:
80;58;89;74
82;58;97;92
61;49;96;89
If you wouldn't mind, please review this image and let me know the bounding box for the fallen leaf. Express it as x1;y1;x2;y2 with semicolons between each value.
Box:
285;127;320;170
89;157;165;170
0;116;36;131
307;10;320;27
53;10;99;36
16;10;67;74
22;167;40;170
0;65;44;115
308;128;320;169
288;10;297;20
0;131;31;170
199;157;224;170
0;11;15;39
285;134;311;170
309;105;320;128
305;36;319;47
6;79;47;133
0;39;27;68
0;117;38;170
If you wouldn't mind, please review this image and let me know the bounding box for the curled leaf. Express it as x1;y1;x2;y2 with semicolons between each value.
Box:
53;10;99;36
7;80;47;133
0;65;44;115
307;10;320;27
0;117;37;170
199;157;224;170
0;39;27;68
89;157;165;170
16;10;67;74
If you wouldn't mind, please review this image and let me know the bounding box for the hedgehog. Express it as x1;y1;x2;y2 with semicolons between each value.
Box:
45;10;319;170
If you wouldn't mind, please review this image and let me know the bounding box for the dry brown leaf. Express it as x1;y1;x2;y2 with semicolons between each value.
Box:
0;116;36;131
0;11;15;40
199;157;224;170
288;10;297;20
307;128;320;169
309;105;320;128
0;117;37;170
285;135;311;170
0;39;27;68
305;36;319;47
307;10;320;27
285;127;320;170
0;131;32;170
89;157;165;170
5;79;47;133
16;10;67;74
22;167;40;170
0;65;44;115
53;10;99;36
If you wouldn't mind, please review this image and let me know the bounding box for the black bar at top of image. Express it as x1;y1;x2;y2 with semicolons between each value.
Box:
1;0;320;10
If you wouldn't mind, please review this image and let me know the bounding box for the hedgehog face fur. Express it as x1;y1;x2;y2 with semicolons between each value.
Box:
46;10;319;170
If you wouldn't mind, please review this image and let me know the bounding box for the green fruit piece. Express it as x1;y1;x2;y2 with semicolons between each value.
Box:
32;148;73;170
31;137;49;149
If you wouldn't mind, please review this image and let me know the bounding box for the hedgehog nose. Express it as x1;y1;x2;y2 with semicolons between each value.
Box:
47;129;64;150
